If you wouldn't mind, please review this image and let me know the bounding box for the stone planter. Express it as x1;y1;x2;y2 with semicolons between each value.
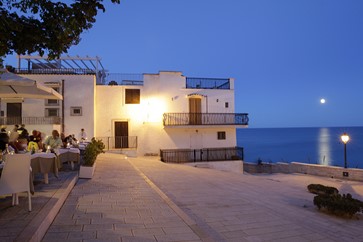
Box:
79;163;96;179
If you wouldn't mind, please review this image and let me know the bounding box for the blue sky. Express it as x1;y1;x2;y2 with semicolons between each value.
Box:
4;0;363;128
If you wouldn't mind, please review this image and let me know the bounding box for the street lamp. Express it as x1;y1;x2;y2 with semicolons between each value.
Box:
341;133;350;169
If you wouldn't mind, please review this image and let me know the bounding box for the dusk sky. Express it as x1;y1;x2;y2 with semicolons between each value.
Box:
4;0;363;128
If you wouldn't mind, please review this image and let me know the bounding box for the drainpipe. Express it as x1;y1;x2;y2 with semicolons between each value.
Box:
206;96;208;113
61;79;65;133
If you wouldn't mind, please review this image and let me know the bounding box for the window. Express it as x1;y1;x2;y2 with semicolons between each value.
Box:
70;106;82;116
125;89;140;104
45;87;60;106
225;102;229;108
45;108;59;117
217;131;226;140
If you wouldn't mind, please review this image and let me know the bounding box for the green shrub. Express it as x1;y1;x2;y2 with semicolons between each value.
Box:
313;193;363;217
307;184;339;196
83;138;105;167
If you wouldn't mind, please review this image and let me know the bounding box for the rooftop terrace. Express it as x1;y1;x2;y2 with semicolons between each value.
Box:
12;55;232;89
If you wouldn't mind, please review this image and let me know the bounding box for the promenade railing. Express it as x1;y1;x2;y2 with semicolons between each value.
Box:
160;147;244;163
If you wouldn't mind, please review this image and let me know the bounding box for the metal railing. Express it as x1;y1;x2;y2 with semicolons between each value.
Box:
97;73;144;86
163;113;249;126
0;116;62;125
15;68;96;75
95;136;138;150
186;77;230;89
160;147;244;163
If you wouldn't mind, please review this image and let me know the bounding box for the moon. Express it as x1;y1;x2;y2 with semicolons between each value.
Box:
320;98;326;104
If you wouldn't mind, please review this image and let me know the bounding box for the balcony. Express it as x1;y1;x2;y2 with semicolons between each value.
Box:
163;113;249;126
186;77;230;89
0;116;62;125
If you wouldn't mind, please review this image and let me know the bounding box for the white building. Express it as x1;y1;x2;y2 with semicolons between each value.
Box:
0;56;248;161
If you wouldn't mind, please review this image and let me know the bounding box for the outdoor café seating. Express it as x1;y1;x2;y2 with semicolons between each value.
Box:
0;153;32;211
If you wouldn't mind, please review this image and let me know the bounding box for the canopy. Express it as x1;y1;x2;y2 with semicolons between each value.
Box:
0;69;63;100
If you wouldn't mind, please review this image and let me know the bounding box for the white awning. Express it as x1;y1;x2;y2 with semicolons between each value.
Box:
0;69;63;100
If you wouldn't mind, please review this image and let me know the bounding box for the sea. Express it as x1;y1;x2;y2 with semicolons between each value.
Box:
236;126;363;169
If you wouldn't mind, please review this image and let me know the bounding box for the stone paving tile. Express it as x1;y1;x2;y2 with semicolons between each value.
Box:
39;153;363;242
0;169;77;242
130;156;363;242
154;233;202;242
44;153;202;241
121;235;157;242
67;230;97;239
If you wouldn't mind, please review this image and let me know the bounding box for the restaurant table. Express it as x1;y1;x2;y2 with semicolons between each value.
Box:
57;148;80;170
31;153;58;184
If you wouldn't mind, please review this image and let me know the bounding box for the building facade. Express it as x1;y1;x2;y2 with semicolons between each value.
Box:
0;56;248;160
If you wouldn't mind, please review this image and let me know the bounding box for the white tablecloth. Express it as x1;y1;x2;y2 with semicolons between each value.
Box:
31;152;57;159
31;152;58;183
57;148;80;155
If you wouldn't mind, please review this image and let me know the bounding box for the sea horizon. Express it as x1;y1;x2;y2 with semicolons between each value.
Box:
237;126;363;169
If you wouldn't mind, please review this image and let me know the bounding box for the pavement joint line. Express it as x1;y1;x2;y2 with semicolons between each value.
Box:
15;173;78;242
128;159;215;242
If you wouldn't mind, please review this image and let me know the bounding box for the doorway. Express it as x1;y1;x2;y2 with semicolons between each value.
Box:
7;103;22;124
114;121;128;148
189;98;202;125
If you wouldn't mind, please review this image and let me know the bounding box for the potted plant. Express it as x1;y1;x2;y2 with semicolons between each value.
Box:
79;138;105;178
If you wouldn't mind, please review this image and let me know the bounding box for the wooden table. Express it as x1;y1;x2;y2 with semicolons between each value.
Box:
31;153;58;184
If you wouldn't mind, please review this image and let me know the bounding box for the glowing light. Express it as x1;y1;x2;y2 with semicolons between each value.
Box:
341;133;350;144
320;98;326;104
132;96;166;123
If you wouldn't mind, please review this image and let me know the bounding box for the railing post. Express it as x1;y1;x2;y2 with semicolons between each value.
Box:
193;149;196;162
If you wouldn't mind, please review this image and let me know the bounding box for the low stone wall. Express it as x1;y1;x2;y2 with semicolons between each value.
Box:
185;160;244;173
244;162;363;181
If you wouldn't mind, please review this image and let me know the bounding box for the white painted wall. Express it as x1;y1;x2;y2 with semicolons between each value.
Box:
1;71;239;155
95;71;238;156
9;74;96;139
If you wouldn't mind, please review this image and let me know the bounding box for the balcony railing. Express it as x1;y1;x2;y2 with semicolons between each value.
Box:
163;113;249;126
15;68;96;75
0;116;62;125
99;73;144;86
160;147;244;163
186;77;230;89
95;136;138;150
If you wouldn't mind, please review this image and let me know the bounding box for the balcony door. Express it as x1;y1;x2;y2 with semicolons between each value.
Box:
7;103;22;124
114;121;128;148
189;98;202;125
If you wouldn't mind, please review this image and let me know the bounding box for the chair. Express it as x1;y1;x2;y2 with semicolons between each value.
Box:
0;153;32;211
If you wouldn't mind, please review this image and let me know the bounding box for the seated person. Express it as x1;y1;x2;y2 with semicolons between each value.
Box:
44;130;63;150
27;140;39;153
14;138;28;153
61;132;67;148
29;130;43;150
0;126;9;151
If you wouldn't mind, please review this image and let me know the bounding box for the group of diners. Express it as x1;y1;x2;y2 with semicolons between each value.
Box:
0;125;87;154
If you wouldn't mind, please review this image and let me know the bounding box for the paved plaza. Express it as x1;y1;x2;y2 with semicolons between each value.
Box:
43;153;363;242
